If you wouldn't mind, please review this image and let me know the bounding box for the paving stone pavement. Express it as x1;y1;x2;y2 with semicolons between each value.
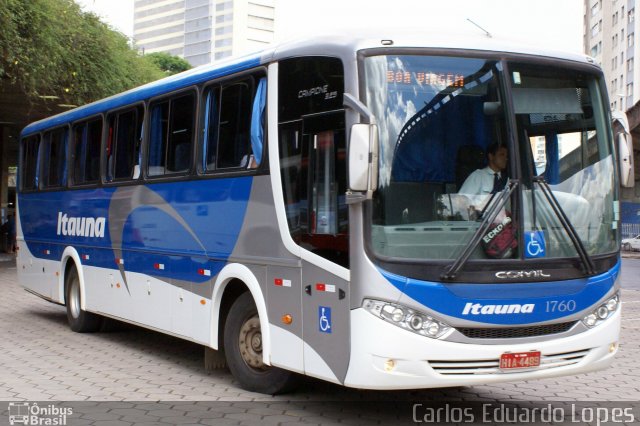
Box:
1;258;639;425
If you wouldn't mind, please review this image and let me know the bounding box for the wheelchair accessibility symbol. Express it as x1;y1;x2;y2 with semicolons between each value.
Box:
319;306;332;333
525;231;546;259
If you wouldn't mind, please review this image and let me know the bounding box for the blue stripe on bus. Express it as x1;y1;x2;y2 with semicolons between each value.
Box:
379;262;619;325
18;177;253;284
21;56;263;137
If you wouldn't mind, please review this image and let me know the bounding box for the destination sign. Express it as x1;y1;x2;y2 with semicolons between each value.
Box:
386;71;465;88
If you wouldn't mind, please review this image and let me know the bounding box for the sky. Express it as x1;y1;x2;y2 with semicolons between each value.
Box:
75;0;585;53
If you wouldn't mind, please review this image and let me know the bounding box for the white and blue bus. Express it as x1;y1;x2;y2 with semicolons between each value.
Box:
18;31;628;394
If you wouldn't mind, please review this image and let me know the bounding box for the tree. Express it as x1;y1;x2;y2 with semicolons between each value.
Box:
0;0;165;106
145;52;192;75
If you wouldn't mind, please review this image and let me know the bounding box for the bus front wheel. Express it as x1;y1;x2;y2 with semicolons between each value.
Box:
65;266;102;332
223;291;298;394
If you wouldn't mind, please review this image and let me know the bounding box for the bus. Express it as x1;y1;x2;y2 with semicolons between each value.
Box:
18;31;629;394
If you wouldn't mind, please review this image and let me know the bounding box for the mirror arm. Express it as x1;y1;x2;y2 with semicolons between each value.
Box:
343;93;376;125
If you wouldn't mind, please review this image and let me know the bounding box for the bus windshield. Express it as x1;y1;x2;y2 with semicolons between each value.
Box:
363;54;617;263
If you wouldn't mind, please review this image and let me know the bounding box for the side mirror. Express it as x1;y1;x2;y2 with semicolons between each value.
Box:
618;132;635;188
348;123;379;196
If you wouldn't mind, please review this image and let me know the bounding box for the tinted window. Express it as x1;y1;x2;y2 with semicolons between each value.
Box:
148;93;194;176
106;107;143;181
218;80;252;169
72;118;102;185
279;56;344;122
21;135;41;191
201;74;266;172
201;86;220;171
278;57;347;267
42;128;68;188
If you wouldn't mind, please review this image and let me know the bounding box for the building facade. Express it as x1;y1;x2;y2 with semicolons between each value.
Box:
134;0;275;67
584;0;639;111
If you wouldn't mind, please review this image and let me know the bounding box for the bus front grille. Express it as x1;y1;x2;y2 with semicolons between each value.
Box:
457;321;577;339
429;349;590;375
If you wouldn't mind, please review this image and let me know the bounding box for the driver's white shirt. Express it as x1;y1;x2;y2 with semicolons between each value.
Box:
459;166;500;195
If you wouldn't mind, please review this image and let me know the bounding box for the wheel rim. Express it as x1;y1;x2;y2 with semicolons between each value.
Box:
238;315;267;371
68;276;81;319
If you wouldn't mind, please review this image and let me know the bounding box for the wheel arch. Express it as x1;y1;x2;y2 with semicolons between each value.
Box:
210;263;271;366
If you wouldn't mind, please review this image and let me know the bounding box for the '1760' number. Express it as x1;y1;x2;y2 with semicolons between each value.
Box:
545;300;576;312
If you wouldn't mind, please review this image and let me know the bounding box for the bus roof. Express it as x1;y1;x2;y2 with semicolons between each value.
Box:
21;29;595;137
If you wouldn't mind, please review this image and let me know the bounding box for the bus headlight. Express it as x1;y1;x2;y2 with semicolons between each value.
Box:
581;293;619;329
363;299;451;339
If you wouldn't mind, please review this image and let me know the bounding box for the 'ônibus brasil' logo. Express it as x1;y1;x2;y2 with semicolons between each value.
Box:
56;212;106;238
462;302;535;315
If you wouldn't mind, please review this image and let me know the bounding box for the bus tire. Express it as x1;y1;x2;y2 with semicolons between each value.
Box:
65;266;102;333
223;291;299;394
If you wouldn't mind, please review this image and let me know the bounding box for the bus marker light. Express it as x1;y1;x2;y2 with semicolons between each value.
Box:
316;283;335;293
282;314;293;325
115;258;124;265
274;278;291;287
609;343;617;353
384;359;396;371
116;283;121;289
154;263;165;270
82;254;90;260
198;269;211;276
43;250;50;255
200;299;206;305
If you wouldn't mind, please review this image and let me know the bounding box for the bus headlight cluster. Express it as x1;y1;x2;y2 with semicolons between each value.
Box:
581;293;619;328
363;299;451;339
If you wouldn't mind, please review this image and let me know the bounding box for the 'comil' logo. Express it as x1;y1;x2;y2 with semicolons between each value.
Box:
8;402;72;425
57;212;106;238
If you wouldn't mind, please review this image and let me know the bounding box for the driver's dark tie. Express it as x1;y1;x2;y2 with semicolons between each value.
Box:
491;172;500;194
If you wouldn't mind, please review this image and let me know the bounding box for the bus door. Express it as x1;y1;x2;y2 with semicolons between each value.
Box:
300;112;351;384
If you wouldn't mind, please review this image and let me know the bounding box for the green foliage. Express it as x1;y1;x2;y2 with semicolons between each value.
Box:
0;0;165;105
145;52;192;75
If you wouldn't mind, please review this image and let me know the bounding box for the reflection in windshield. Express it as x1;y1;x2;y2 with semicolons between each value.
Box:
512;62;617;257
364;54;617;262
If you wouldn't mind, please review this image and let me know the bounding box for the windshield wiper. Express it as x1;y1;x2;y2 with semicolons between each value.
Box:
532;177;596;276
441;179;518;281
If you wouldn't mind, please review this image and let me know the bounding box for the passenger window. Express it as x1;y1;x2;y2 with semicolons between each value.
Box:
106;107;143;181
42;128;68;188
21;135;41;191
202;87;220;171
148;94;194;176
72;118;102;185
218;81;252;169
201;75;265;172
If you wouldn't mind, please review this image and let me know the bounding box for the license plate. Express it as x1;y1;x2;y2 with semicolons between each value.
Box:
499;351;541;370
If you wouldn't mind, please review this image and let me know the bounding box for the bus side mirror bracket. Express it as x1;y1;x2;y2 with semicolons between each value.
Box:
618;131;635;188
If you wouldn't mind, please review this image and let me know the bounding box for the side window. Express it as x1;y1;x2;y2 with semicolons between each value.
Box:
20;135;41;191
278;57;347;267
106;106;143;181
72;118;102;185
148;93;195;176
42;128;68;188
201;74;266;172
218;80;252;169
202;87;220;171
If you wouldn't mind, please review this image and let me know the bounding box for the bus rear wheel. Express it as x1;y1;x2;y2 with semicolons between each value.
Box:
223;291;299;394
65;266;102;332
